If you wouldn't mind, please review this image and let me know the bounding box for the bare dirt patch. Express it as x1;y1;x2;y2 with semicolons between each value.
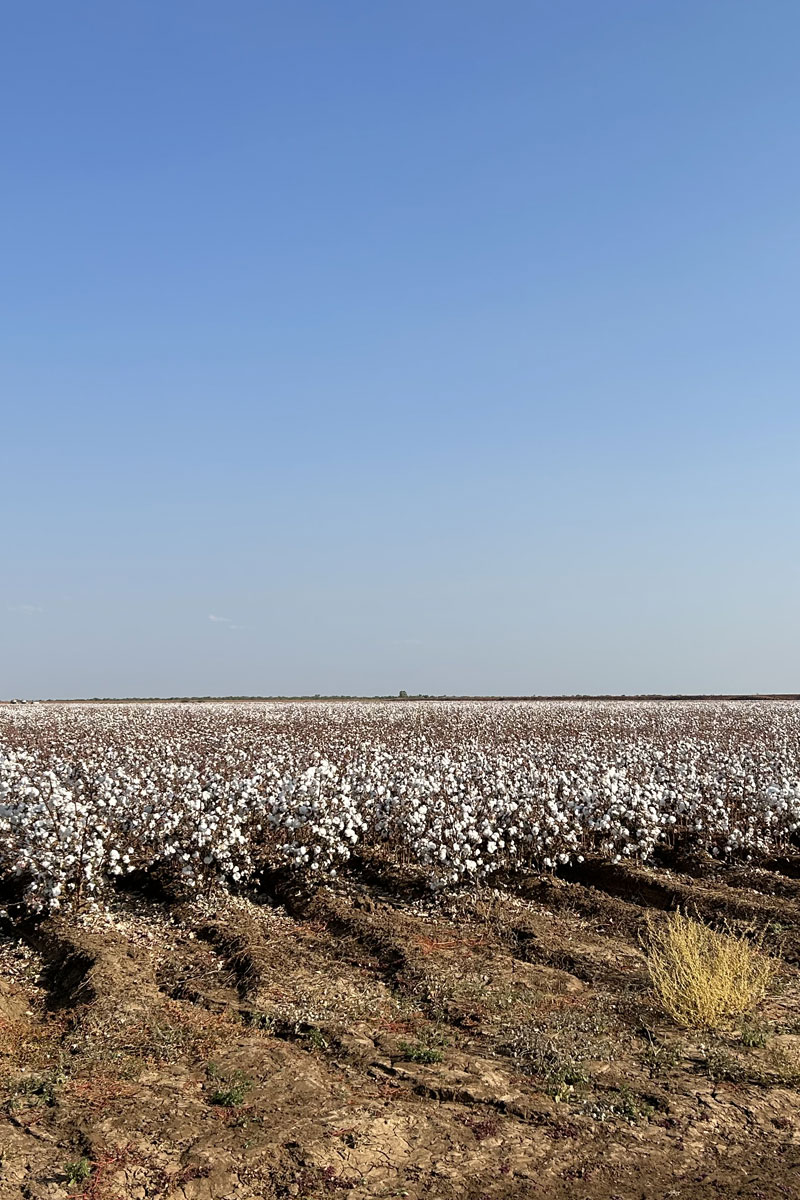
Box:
2;859;800;1199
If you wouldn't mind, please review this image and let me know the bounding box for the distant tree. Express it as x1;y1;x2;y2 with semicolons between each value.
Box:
398;689;408;698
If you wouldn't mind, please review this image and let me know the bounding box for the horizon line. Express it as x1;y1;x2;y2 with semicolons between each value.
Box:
5;693;800;704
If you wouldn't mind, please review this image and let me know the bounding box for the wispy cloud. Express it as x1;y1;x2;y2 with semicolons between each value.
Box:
8;603;43;614
208;613;243;630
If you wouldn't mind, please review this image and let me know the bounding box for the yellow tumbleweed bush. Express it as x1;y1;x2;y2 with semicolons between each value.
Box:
645;911;775;1029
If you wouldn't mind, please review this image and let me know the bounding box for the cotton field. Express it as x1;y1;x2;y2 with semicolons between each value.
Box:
1;700;799;914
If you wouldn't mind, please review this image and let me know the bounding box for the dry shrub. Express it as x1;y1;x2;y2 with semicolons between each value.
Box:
645;911;775;1029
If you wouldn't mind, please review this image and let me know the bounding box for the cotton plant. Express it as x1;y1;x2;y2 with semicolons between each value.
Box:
1;698;800;913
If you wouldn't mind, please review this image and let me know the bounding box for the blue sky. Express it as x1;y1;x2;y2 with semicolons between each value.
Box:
2;1;799;697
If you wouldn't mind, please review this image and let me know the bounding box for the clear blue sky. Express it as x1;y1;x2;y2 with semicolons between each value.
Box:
3;1;799;698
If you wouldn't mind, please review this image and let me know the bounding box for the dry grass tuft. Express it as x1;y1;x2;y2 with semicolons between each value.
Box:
645;911;775;1029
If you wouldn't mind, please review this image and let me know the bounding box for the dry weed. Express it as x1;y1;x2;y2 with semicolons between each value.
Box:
645;911;775;1029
